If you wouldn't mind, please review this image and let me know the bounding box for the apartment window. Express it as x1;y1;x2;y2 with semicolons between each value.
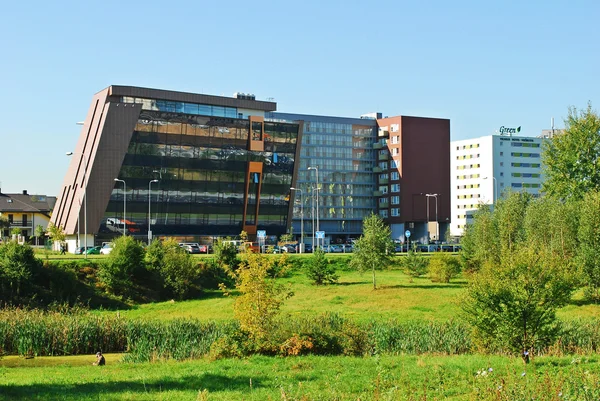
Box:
500;172;504;176
379;210;388;218
391;136;399;144
379;198;388;205
390;160;397;168
500;152;503;156
379;186;388;194
391;184;400;192
391;208;399;217
392;148;399;156
391;171;399;180
500;162;503;166
391;196;400;204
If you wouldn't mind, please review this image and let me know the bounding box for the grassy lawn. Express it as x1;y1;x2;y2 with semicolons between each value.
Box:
97;267;600;323
1;354;599;400
97;270;468;322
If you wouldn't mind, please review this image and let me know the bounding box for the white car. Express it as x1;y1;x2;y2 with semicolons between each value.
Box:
100;243;113;255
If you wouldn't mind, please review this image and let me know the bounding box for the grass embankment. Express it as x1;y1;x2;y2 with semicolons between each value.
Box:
1;354;599;400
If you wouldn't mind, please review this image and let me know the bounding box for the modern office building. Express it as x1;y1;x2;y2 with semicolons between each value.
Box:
375;116;450;243
267;112;379;243
51;85;451;249
450;131;546;236
269;112;450;244
51;86;300;250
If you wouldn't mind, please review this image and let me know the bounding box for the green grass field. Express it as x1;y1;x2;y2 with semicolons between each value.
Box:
1;354;599;400
96;268;600;323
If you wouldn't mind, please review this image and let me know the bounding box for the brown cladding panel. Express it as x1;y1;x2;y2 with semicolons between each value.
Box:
400;116;450;223
51;91;142;235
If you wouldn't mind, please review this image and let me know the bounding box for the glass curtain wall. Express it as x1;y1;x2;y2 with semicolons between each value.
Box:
98;104;298;243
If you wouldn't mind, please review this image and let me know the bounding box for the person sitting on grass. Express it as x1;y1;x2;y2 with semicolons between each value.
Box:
93;351;105;366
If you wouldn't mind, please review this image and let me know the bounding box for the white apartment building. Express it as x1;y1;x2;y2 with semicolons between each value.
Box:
450;131;546;236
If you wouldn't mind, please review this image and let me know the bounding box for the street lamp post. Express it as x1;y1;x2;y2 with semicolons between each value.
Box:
148;179;159;244
114;179;126;236
308;166;319;248
66;151;88;259
425;193;439;242
290;187;303;253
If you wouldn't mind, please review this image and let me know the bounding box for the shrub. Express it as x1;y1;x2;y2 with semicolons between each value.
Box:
305;248;338;285
159;239;199;299
98;236;145;297
0;242;40;303
428;253;461;283
401;250;429;280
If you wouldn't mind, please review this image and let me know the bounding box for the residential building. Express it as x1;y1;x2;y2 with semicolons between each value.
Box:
0;189;56;243
450;132;546;236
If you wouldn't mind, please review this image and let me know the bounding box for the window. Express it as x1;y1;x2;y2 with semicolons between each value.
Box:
391;171;399;180
500;162;503;166
390;160;397;168
500;152;503;156
391;208;399;217
391;184;400;192
500;172;504;176
391;136;399;144
379;210;388;218
391;196;400;204
392;148;399;156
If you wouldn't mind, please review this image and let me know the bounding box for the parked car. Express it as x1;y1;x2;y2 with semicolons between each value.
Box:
281;244;297;253
303;244;313;253
179;243;201;254
100;243;114;255
74;246;93;255
84;246;102;255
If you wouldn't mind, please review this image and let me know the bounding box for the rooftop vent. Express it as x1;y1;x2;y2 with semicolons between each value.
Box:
234;92;256;101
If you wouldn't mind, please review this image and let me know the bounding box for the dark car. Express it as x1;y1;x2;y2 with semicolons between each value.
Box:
303;244;313;253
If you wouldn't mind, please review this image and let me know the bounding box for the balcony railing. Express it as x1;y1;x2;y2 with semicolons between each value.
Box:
373;167;383;173
8;221;32;227
379;178;389;185
373;142;383;149
378;201;389;208
378;153;389;161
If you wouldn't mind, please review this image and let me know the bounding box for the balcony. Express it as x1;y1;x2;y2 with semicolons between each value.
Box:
378;153;389;161
373;190;383;197
379;178;389;185
8;221;32;228
373;142;383;149
373;167;383;173
378;201;389;209
378;130;389;137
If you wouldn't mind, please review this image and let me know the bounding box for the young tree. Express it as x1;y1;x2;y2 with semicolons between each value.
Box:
0;241;40;301
0;215;9;239
233;253;293;341
154;239;198;299
213;238;240;272
577;191;600;301
428;253;461;283
462;246;576;357
542;102;600;200
350;213;394;289
46;222;66;251
305;247;338;285
98;236;145;297
401;249;428;281
34;225;45;246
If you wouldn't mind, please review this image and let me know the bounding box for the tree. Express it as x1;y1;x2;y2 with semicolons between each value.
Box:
233;253;293;342
0;241;40;302
145;238;198;299
459;204;499;273
98;236;145;297
34;225;45;246
542;102;600;200
462;246;576;357
577;191;600;301
0;215;9;239
428;253;461;283
401;249;428;281
350;213;394;289
46;223;66;251
213;238;240;272
305;247;338;285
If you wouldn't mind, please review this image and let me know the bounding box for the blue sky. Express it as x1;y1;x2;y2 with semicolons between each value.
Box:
1;0;598;195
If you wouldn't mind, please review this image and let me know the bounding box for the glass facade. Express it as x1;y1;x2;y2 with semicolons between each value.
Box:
98;105;299;243
268;113;377;239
